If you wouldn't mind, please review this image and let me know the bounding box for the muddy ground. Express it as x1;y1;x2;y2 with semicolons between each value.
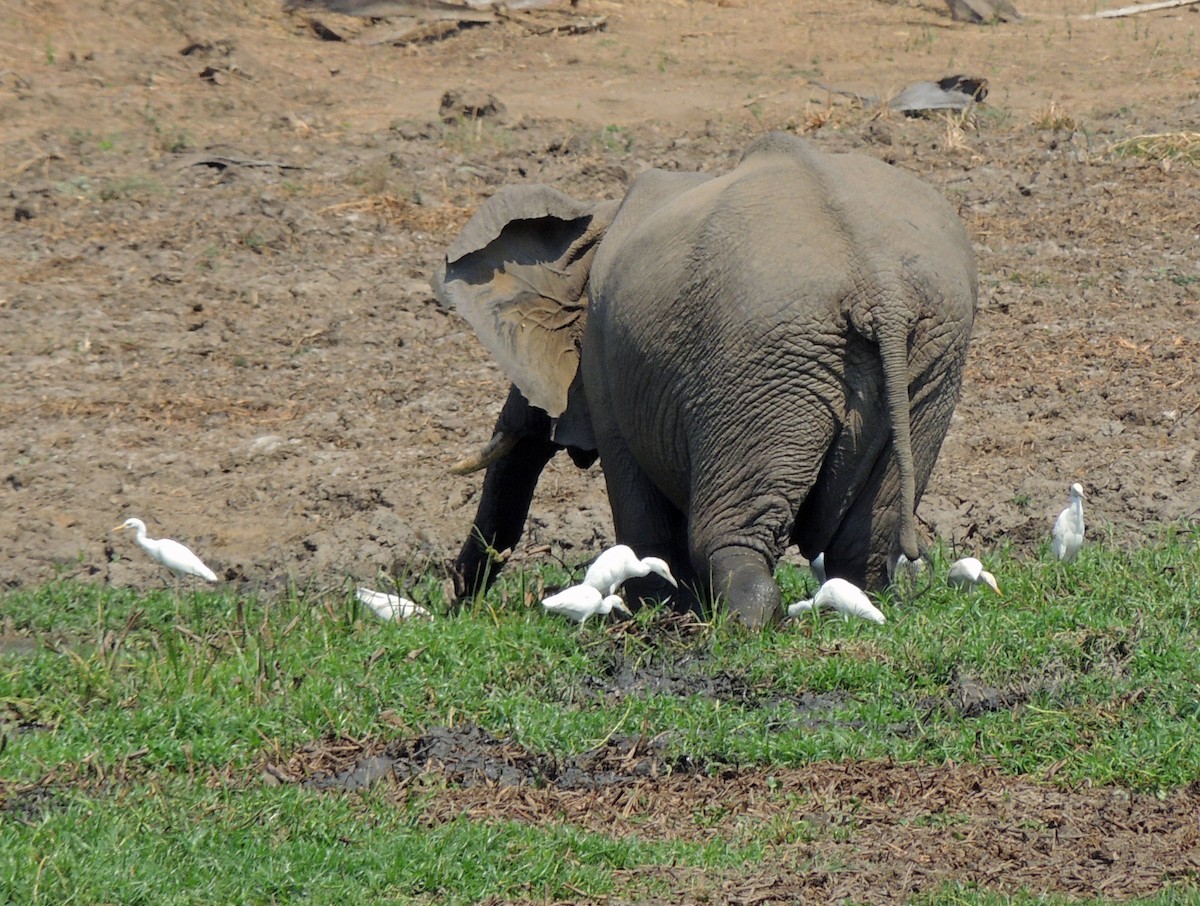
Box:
264;725;1200;903
2;2;1199;898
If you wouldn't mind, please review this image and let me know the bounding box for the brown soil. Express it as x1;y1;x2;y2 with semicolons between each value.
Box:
3;0;1199;593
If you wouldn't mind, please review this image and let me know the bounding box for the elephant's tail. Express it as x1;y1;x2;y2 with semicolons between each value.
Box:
876;316;921;564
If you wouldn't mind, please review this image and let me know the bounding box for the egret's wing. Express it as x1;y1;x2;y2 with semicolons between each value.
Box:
157;538;217;581
1051;507;1080;561
947;558;978;588
582;545;634;593
356;587;430;621
543;585;600;609
835;596;887;624
357;587;399;620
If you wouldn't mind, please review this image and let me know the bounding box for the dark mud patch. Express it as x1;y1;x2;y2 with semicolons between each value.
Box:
580;610;853;717
583;652;856;729
915;663;1083;721
0;782;62;825
265;728;1200;903
264;724;683;792
585;650;762;703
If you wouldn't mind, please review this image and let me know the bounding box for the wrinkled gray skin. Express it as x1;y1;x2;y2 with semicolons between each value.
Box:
434;133;976;628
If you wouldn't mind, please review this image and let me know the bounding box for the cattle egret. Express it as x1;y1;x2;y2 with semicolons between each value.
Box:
542;584;631;625
947;557;1001;595
787;577;886;624
809;552;827;585
582;544;678;595
113;517;217;582
355;588;432;622
1051;482;1085;563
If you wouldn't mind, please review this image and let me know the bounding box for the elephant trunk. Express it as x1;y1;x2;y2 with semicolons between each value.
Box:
877;315;921;564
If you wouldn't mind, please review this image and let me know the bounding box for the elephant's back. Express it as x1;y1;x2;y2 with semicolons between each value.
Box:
599;136;973;317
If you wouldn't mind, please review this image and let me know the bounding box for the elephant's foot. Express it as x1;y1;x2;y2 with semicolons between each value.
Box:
708;547;782;630
622;573;694;614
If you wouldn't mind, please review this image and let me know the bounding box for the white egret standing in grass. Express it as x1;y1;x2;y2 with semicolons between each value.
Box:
787;577;886;625
113;517;217;582
1051;482;1085;563
582;544;678;595
542;584;631;626
947;557;1001;595
355;588;432;622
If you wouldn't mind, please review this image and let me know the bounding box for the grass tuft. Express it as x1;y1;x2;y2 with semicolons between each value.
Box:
1110;131;1200;165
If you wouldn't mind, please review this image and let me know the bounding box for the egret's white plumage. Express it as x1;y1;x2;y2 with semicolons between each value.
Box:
1051;482;1085;563
542;584;631;625
787;577;886;624
355;587;432;622
809;552;827;585
582;544;678;595
947;557;1001;595
113;517;217;581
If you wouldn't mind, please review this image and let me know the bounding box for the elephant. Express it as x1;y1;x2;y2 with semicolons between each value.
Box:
433;132;977;628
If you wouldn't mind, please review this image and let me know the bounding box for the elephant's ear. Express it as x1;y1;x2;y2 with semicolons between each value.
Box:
433;185;619;417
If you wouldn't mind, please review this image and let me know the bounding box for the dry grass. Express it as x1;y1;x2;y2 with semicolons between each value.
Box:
0;395;302;426
1031;101;1078;132
943;109;975;152
318;195;471;233
266;730;1200;902
1109;131;1200;166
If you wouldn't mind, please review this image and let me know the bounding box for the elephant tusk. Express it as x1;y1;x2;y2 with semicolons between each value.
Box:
450;431;520;475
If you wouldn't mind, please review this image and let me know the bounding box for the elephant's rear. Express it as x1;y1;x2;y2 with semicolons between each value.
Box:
589;133;976;594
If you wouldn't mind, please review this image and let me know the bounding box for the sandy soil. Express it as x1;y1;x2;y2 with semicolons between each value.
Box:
2;0;1198;595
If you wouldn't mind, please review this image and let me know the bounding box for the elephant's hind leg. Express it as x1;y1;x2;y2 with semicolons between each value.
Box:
707;546;781;629
688;457;817;628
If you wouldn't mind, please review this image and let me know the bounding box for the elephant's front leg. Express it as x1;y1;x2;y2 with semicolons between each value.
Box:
453;436;559;599
452;386;560;601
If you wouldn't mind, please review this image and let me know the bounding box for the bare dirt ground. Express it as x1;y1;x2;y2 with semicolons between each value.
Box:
3;0;1199;595
3;3;1200;898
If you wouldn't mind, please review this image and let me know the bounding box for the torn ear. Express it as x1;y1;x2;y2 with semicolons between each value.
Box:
433;185;618;417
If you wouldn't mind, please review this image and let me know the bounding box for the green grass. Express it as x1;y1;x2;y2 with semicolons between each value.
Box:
2;527;1199;902
1;779;756;904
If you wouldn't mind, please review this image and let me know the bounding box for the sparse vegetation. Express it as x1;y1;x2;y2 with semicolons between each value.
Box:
1110;132;1200;166
98;176;163;201
597;123;633;153
1031;101;1079;132
438;116;516;156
